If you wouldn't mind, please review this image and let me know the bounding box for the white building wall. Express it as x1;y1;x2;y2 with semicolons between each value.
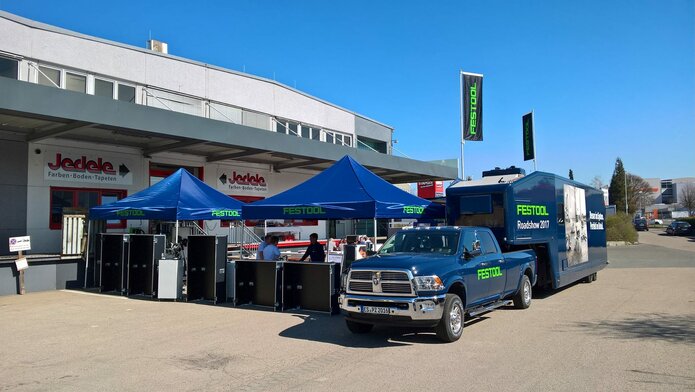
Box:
26;139;328;252
0;15;356;135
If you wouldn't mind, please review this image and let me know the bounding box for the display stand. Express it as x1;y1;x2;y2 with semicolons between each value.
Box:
186;235;228;303
127;234;165;296
157;257;183;300
99;234;129;294
283;262;340;314
235;260;282;310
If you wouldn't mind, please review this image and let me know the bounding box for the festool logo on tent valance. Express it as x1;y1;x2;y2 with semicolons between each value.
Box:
403;205;425;214
211;209;241;218
283;206;326;215
116;209;145;217
516;204;549;216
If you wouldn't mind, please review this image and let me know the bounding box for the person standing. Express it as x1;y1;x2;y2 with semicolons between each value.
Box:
256;234;272;260
262;236;281;261
300;233;326;262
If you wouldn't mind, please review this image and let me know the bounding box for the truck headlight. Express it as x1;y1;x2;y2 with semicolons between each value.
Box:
413;275;444;291
341;272;349;290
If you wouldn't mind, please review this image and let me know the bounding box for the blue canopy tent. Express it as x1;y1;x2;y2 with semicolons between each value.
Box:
85;168;245;287
243;155;445;224
90;168;244;222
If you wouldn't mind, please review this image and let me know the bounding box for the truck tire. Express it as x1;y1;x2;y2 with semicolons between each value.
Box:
513;275;532;309
345;319;373;334
435;294;464;342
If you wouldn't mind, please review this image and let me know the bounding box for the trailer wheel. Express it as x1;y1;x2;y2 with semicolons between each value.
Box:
583;273;596;283
345;319;373;334
513;275;532;309
435;294;464;342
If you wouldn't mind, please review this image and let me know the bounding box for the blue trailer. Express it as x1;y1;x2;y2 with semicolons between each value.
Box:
446;170;607;289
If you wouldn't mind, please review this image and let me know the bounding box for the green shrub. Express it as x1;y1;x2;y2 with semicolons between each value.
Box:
606;213;638;243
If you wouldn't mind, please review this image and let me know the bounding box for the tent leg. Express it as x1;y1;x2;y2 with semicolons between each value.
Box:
84;219;91;288
175;220;179;243
373;218;377;249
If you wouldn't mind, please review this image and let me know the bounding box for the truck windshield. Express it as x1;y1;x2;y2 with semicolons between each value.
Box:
378;231;460;255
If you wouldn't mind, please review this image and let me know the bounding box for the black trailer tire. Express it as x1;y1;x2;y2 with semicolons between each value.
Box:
345;319;373;334
435;294;464;342
583;272;596;283
513;275;532;309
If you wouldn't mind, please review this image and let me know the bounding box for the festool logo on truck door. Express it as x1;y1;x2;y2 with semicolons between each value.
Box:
477;266;503;280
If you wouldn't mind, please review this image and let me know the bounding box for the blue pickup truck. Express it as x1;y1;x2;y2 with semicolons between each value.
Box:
339;226;536;342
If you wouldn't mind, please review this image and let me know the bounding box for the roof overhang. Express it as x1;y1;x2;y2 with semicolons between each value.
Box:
0;78;457;183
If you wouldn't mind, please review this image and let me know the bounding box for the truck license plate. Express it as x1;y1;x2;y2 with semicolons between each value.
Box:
360;306;390;315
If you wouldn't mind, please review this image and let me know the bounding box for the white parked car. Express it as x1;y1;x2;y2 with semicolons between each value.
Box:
649;219;663;225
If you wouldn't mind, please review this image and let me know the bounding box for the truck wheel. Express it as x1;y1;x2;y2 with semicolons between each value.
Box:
583;273;596;283
345;319;373;334
513;275;532;309
435;294;464;342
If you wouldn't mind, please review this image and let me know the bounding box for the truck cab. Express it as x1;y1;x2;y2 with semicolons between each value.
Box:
339;226;536;342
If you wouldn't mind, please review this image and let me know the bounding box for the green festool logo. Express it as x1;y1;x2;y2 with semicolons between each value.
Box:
469;83;478;134
283;206;327;215
477;266;503;280
211;209;241;218
517;204;549;216
403;205;425;214
116;209;145;217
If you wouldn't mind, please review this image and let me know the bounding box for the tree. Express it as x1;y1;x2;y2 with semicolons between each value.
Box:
590;175;604;189
625;174;653;214
609;158;627;213
568;169;574;180
680;183;695;216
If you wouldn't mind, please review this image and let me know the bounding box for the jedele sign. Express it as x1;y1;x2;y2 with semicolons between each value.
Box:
45;152;133;185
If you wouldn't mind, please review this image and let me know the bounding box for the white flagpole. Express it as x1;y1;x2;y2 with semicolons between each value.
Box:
459;70;465;180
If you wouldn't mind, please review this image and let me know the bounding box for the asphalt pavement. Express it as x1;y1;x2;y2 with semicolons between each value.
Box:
1;233;694;391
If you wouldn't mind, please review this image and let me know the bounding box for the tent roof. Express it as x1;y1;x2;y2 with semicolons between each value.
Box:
89;168;244;220
243;155;445;219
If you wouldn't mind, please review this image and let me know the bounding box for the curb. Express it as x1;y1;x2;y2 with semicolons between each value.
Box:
607;241;639;247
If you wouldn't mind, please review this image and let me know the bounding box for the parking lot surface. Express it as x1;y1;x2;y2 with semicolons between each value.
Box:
1;236;694;391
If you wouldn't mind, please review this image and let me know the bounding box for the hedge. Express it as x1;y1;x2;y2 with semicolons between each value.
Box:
606;213;638;243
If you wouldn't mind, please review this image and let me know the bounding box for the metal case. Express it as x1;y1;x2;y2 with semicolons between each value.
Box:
186;235;228;303
99;234;129;294
127;234;165;296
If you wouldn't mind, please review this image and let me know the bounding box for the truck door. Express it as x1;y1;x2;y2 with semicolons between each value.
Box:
461;230;489;307
478;231;506;299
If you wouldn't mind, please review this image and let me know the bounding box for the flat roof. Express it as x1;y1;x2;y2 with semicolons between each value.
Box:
0;78;457;183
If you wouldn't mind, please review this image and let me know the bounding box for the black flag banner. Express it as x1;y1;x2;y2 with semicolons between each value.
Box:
461;72;483;141
522;112;535;161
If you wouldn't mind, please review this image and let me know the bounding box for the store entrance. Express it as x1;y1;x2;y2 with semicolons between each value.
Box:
149;162;203;185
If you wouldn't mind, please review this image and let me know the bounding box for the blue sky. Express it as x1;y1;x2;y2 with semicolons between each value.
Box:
2;0;693;185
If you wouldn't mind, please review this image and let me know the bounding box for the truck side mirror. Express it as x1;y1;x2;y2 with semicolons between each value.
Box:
463;248;482;259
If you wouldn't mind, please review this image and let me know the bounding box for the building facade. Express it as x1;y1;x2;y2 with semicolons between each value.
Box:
0;11;457;254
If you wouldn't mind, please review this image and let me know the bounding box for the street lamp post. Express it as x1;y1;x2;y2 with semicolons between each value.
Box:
624;173;628;214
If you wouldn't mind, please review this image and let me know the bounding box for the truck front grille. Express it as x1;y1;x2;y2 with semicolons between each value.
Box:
347;269;415;297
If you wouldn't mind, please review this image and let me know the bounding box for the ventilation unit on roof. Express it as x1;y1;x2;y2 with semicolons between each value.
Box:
147;39;168;54
482;166;526;177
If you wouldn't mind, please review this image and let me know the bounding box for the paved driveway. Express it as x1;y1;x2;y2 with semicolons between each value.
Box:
1;242;693;391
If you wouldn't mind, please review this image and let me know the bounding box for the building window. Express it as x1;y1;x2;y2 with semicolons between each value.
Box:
94;78;114;98
0;57;19;79
49;187;127;230
38;65;61;88
66;72;87;93
118;84;136;103
357;136;388;153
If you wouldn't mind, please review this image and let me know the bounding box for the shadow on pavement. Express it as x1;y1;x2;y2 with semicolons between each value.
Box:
573;313;695;345
278;313;490;347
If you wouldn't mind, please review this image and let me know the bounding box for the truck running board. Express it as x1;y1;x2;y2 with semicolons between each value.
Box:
467;300;513;317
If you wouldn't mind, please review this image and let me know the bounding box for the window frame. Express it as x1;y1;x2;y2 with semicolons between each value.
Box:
0;55;20;79
37;64;62;88
49;186;127;230
65;70;88;93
